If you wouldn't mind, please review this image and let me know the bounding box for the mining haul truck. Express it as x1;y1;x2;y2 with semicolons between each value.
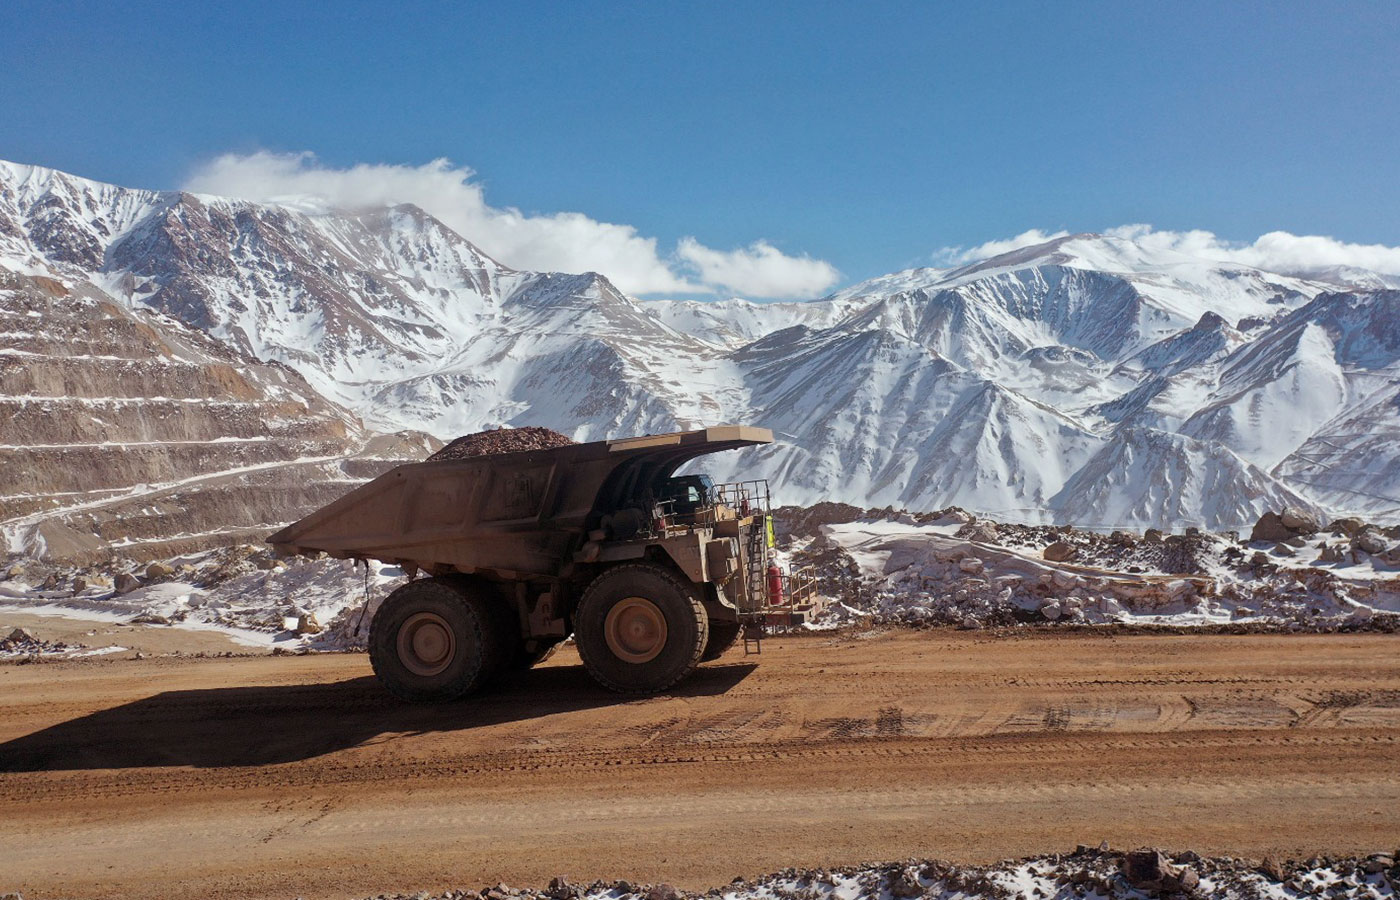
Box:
267;425;785;701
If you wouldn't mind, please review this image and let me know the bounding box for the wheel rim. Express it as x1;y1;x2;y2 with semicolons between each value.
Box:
397;612;456;677
603;596;668;664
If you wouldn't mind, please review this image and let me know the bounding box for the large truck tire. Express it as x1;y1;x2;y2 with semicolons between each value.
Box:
476;589;525;676
574;563;709;694
700;619;742;662
369;578;500;702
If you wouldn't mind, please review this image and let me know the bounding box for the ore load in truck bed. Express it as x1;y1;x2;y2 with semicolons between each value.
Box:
426;426;576;462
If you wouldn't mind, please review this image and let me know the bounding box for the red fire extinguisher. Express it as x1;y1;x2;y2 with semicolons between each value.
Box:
766;560;784;604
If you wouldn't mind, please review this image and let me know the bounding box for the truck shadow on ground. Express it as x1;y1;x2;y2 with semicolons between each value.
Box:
0;661;757;772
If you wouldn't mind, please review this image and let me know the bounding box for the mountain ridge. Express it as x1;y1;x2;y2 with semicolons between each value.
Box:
2;159;1397;531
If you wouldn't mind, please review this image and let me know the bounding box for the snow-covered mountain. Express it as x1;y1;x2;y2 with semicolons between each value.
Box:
2;160;1397;531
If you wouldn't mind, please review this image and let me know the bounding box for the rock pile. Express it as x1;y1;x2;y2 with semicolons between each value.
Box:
1251;506;1322;542
354;846;1400;900
0;544;399;651
0;626;78;660
427;427;575;462
779;505;1400;633
4;501;1397;651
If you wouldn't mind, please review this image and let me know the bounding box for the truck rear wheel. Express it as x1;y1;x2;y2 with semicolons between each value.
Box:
575;564;709;694
701;619;742;661
369;578;496;702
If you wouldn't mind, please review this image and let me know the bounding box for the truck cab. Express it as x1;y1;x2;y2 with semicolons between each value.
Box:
658;474;715;522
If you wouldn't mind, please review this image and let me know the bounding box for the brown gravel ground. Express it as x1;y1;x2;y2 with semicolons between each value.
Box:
0;629;1397;900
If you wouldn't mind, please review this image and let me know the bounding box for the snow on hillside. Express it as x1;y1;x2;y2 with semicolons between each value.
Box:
2;160;1398;532
640;295;871;349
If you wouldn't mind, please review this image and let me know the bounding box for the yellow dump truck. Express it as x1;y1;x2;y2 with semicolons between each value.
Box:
268;426;780;700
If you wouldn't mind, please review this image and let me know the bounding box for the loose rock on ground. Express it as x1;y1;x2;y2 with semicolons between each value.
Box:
352;846;1400;900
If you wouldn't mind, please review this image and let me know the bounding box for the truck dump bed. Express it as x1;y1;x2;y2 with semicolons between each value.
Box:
267;425;773;579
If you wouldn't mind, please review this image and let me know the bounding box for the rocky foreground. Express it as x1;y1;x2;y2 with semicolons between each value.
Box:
1;503;1398;659
352;848;1400;900
777;504;1400;633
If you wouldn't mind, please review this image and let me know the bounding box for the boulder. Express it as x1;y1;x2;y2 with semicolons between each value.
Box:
1258;855;1288;882
1122;849;1170;887
71;576;87;594
957;557;984;574
887;868;923;899
1279;506;1320;534
1251;511;1294;543
962;523;999;543
114;572;142;594
1109;530;1139;546
6;627;38;643
1272;543;1296;557
1328;516;1366;536
1143;528;1164;544
645;885;681;900
295;613;322;635
546;877;579;900
1043;541;1078;562
1319;544;1347;563
1354;530;1389;555
1121;848;1199;893
145;561;175;579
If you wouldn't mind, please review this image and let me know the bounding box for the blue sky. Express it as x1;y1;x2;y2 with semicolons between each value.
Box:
5;1;1399;296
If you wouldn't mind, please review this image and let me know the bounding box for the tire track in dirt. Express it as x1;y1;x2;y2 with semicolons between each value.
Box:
2;630;1399;900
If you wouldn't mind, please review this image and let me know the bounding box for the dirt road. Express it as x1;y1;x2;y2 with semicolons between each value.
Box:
2;630;1398;899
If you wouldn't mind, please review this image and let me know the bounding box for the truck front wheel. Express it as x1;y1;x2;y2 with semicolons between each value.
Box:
369;578;496;702
574;564;709;694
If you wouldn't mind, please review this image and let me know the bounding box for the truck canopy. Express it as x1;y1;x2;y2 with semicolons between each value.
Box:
266;425;772;578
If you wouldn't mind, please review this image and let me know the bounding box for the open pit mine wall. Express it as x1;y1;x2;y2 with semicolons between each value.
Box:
0;269;437;564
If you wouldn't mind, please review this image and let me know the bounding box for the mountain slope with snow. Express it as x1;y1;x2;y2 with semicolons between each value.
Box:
2;160;1397;532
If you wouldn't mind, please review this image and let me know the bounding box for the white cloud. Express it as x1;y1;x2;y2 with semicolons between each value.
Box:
936;223;1400;277
675;237;841;298
1103;224;1400;276
183;151;838;298
932;229;1071;267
